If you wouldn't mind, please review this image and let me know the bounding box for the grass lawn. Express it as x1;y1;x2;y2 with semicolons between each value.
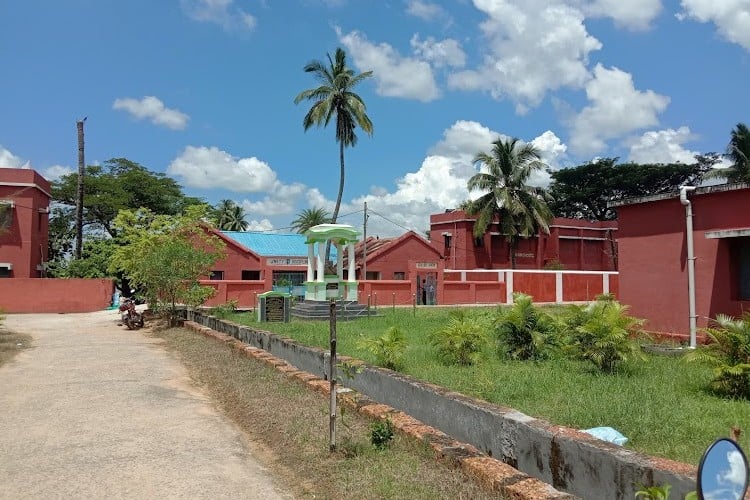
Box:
227;306;750;465
0;323;31;367
155;326;497;500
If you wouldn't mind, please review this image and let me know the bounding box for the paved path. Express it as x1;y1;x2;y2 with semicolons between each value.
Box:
0;310;291;500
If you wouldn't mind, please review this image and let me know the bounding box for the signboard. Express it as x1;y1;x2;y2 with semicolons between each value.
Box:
416;262;438;269
258;292;291;322
267;258;308;266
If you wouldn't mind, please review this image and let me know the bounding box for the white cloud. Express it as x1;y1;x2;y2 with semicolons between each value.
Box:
167;146;277;192
406;0;447;21
532;130;568;171
578;0;662;30
679;0;750;51
244;219;275;232
448;0;601;113
410;35;466;68
240;182;307;216
180;0;256;32
628;127;700;164
331;121;564;237
568;64;670;155
0;146;31;169
113;96;189;130
42;165;74;181
337;28;441;102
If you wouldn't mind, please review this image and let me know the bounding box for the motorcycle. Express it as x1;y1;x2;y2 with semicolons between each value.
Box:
119;297;145;330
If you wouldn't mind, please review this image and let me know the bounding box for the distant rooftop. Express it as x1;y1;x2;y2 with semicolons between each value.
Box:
222;231;338;258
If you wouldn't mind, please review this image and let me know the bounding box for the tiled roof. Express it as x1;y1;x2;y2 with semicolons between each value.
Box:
222;231;337;258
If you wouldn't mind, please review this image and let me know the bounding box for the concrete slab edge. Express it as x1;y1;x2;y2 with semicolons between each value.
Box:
183;320;576;499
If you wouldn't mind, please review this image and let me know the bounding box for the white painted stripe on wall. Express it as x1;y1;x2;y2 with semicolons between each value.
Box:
603;273;610;295
506;271;514;304
556;272;563;303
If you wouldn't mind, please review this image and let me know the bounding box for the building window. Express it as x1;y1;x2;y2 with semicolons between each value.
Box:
0;267;10;278
740;238;750;300
474;236;483;247
443;233;452;255
365;271;381;280
241;270;261;280
209;270;224;280
393;272;405;280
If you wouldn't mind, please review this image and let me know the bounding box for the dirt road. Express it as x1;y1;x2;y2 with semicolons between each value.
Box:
0;310;291;499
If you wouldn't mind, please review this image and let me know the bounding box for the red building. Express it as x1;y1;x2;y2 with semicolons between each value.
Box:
613;183;750;339
429;210;617;271
0;168;50;278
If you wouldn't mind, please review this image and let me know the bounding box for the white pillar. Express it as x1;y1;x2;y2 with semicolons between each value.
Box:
348;243;356;282
307;243;314;282
336;242;343;280
317;242;324;282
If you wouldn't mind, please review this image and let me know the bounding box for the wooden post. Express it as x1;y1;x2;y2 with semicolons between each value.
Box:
329;301;337;452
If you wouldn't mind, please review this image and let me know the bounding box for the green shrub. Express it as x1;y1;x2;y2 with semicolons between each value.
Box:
211;299;238;319
359;326;407;371
634;483;671;500
564;299;645;373
686;312;750;398
494;293;558;361
370;419;395;449
428;310;488;366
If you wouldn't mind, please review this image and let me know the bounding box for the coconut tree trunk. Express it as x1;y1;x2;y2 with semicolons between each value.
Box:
325;141;346;264
75;119;86;259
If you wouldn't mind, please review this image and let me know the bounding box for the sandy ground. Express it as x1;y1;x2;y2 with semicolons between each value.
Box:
0;309;292;500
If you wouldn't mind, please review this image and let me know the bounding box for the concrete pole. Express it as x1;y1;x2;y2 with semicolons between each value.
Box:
680;186;697;348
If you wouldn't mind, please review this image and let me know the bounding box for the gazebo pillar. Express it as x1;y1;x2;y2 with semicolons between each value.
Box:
307;243;315;282
347;243;355;282
336;242;343;280
316;242;324;282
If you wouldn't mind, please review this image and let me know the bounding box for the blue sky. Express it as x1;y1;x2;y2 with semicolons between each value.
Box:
1;0;748;237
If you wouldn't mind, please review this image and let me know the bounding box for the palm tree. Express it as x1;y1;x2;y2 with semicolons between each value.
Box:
291;207;331;234
213;199;248;231
724;123;750;183
463;137;553;269
294;48;373;229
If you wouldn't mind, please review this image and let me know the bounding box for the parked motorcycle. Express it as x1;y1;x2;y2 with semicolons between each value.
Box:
119;297;144;330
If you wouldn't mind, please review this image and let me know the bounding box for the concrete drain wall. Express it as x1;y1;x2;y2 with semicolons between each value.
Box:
187;312;696;499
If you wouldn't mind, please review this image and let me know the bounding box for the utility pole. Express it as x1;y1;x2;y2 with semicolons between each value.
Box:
362;202;368;281
75;117;87;259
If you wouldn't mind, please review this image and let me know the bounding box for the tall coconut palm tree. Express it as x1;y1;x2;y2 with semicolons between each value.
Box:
291;207;331;234
724;123;750;183
463;137;553;269
213;199;249;231
294;48;373;229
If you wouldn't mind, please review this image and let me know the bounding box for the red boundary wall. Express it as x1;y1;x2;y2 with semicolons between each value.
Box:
0;278;114;313
200;270;618;308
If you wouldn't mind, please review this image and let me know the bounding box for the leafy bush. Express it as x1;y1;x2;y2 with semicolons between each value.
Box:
564;299;645;373
211;299;238;319
359;326;407;371
370;419;395;449
428;310;488;366
686;312;750;398
494;293;558;361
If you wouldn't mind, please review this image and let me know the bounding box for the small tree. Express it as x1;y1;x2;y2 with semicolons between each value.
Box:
564;299;645;373
494;293;558;361
428;310;488;366
359;326;407;371
110;207;225;324
686;312;750;398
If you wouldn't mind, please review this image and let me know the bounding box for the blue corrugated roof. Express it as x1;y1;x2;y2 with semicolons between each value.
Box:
222;231;338;258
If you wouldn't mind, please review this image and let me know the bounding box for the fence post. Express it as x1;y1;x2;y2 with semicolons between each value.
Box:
329;301;337;452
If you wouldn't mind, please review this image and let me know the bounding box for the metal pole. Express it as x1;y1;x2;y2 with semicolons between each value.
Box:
329;301;337;451
392;292;395;312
